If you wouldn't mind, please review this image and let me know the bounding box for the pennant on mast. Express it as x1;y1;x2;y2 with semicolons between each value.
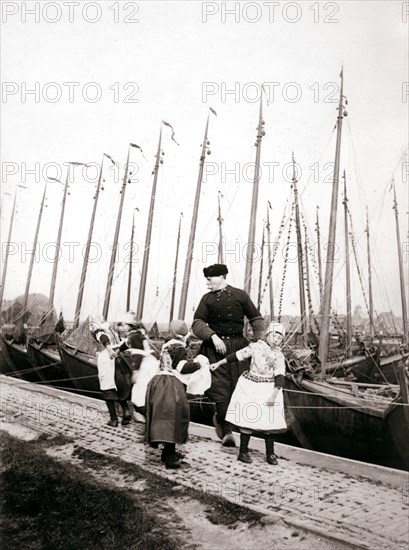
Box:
130;143;146;159
162;120;180;145
103;153;117;165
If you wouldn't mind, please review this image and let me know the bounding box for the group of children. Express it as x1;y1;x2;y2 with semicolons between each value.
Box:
90;313;287;469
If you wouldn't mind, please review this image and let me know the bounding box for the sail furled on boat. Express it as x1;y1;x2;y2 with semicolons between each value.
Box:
64;316;100;356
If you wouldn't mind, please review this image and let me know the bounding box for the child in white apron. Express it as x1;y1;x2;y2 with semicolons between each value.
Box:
90;312;139;427
210;322;287;465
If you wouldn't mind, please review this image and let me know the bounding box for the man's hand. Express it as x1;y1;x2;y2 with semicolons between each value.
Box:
211;334;226;355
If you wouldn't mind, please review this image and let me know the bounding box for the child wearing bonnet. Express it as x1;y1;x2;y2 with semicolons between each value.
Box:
210;322;287;465
145;320;210;469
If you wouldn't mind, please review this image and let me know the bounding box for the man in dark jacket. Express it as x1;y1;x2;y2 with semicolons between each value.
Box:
192;264;264;446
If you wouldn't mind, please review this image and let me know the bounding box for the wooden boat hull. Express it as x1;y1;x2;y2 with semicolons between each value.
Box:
0;334;21;377
326;351;404;385
26;339;76;390
384;364;409;469
348;354;405;384
0;337;42;382
284;375;403;467
326;353;377;377
385;398;409;469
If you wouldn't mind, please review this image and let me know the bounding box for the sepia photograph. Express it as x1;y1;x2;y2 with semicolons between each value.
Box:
1;1;408;548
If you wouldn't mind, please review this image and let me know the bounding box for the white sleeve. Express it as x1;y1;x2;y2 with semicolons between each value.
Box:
274;351;286;377
235;345;253;362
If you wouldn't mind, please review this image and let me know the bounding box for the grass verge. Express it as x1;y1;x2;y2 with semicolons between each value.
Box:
1;430;262;549
0;431;182;549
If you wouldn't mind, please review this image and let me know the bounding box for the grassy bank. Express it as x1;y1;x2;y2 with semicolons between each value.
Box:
1;432;183;549
0;431;261;549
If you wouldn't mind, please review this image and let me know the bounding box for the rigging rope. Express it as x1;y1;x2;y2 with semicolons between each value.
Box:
259;199;291;309
348;208;371;319
277;203;295;322
302;217;320;335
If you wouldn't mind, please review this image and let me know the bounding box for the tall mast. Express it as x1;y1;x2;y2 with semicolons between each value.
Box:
319;70;346;375
103;144;133;320
137;128;163;320
22;186;47;323
257;222;266;309
169;213;182;323
74;155;110;328
0;191;17;307
292;153;308;345
48;170;69;308
266;203;274;320
244;96;265;298
343;171;352;356
49;162;88;311
315;206;323;301
217;191;224;264
126;210;136;313
365;207;374;339
178;114;213;319
392;180;408;343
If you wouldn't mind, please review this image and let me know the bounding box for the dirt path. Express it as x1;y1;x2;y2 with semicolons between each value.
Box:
2;422;358;550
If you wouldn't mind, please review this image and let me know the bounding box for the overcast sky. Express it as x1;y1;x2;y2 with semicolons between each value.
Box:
1;0;408;325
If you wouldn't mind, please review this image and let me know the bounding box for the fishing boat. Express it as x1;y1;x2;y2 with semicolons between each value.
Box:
346;351;407;384
284;371;401;465
0;292;66;384
278;71;408;469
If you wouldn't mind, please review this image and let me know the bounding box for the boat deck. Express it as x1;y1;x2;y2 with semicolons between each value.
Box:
1;375;408;550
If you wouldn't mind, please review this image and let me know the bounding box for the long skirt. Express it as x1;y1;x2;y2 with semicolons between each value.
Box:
226;374;287;433
145;373;189;445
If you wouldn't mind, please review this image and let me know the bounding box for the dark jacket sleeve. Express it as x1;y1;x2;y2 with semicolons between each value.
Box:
192;295;216;340
170;346;189;369
241;293;264;339
250;318;265;340
274;374;285;389
92;330;110;347
118;340;129;352
191;319;215;340
179;361;201;374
